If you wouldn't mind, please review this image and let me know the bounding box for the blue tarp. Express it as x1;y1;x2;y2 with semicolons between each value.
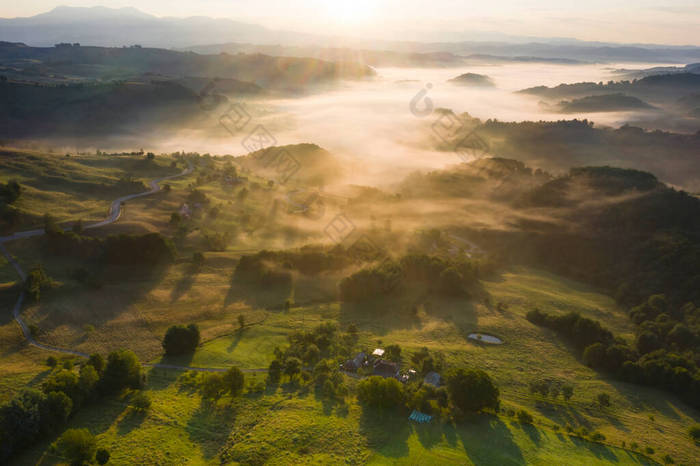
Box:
409;410;432;423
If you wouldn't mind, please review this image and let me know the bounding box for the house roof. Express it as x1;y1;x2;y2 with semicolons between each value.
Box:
424;371;441;387
373;360;398;377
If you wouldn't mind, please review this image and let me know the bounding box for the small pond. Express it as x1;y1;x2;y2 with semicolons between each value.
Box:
467;333;504;344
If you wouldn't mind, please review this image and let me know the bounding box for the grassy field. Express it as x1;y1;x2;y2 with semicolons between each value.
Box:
2;150;699;465
0;148;181;231
11;368;659;466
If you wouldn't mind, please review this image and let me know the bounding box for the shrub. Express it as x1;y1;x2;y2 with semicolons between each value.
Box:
46;356;58;368
516;409;533;424
645;446;655;454
162;324;200;355
597;393;611;407
662;454;674;464
590;431;606;441
689;423;700;441
96;448;110;465
130;392;151;412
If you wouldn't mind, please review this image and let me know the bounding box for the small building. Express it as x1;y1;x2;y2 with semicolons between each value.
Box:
178;203;192;219
423;371;442;387
372;348;385;358
342;352;366;372
373;360;399;378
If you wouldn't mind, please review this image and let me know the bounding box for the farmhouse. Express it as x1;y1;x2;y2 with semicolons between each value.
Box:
373;360;399;378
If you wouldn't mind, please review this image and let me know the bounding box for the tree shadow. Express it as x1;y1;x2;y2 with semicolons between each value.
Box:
358;407;411;459
186;399;237;460
568;435;620;463
145;367;182;391
25;261;172;353
170;263;202;303
456;415;526;466
534;401;593;430
116;408;147;435
224;268;292;311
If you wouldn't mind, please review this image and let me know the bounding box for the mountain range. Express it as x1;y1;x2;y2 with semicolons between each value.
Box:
2;6;700;63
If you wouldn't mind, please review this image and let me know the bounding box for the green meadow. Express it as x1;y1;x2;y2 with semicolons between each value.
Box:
1;150;698;465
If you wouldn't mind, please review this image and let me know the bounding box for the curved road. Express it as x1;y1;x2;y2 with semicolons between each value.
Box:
0;162;263;373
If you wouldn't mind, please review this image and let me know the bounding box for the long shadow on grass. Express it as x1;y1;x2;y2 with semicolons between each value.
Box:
224;270;292;311
26;262;172;354
358;408;411;458
186;399;237;460
117;408;147;435
170;263;202;303
456;415;525;466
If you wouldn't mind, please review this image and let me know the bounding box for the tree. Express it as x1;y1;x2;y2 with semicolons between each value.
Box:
24;265;52;301
267;360;282;384
688;423;700;441
54;428;96;466
72;220;83;234
357;376;404;409
169;212;182;227
46;356;58;368
516;409;534;424
44;391;72;427
597;393;611;408
100;350;142;394
43;214;61;234
284;357;302;380
192;252;205;268
87;354;105;374
200;373;226;400
583;342;606;368
95;448;110;465
162;324;200;355
78;365;99;397
446;368;499;413
562;384;574;401
385;344;402;362
130;392;151;412
223;367;245;395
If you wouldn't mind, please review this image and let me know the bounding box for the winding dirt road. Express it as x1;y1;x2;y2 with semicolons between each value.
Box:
0;161;265;373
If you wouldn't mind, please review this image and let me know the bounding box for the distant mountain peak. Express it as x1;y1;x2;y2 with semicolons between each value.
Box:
40;5;155;20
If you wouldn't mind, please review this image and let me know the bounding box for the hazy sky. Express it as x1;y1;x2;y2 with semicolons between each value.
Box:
2;0;699;45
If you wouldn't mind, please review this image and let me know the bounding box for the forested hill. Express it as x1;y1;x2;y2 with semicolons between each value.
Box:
0;42;375;88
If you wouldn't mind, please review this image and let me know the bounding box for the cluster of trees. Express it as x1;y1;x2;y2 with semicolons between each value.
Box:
44;229;175;267
0;350;143;462
528;379;574;401
267;323;358;384
339;254;483;302
234;253;293;288
527;308;700;408
0;179;21;204
52;428;110;465
162;324;200;355
0;179;21;231
178;367;246;401
234;246;356;286
263;323;357;400
357;368;499;418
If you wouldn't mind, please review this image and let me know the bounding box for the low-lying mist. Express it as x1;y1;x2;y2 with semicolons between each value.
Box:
22;61;691;190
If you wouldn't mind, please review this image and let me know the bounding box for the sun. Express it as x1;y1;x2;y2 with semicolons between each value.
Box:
325;0;377;24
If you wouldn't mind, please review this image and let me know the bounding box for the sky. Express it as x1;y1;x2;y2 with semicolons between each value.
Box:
1;0;699;45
